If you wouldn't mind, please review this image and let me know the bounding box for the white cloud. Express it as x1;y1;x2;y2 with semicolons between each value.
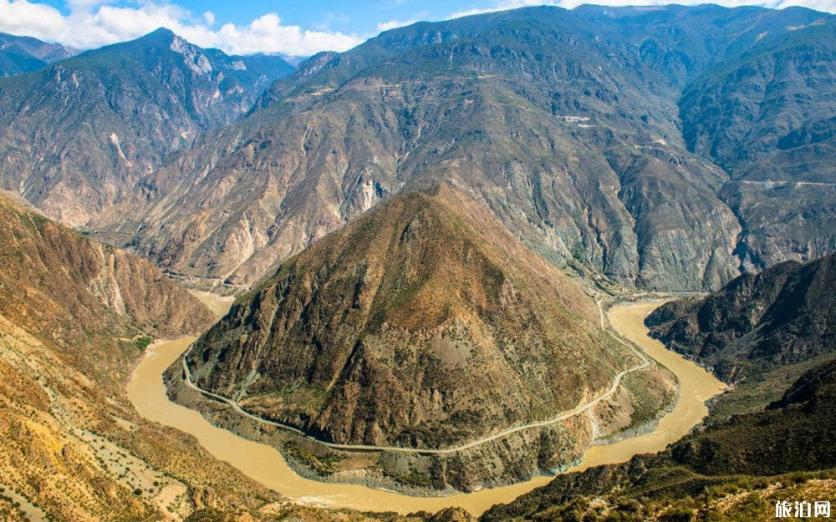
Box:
0;0;364;56
377;19;419;31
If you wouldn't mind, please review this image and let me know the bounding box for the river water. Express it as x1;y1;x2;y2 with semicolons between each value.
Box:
126;298;724;516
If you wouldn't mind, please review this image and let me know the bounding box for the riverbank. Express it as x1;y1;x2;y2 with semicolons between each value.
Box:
127;299;725;516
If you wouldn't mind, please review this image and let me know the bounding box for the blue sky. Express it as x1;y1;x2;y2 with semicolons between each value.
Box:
42;1;465;35
1;0;833;56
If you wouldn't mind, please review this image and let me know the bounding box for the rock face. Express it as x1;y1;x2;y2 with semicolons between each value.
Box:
0;192;214;350
645;253;836;382
89;5;833;293
187;184;627;449
0;28;293;226
680;22;836;270
0;32;73;77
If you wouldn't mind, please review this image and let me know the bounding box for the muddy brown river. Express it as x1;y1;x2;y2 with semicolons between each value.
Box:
126;298;725;516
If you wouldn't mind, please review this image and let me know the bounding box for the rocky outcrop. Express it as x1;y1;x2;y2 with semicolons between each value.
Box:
645;253;836;382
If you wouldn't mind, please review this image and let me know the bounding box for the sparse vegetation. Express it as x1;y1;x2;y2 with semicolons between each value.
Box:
134;336;153;351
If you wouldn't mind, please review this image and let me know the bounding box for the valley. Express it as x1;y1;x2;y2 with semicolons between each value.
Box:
128;298;723;516
0;3;832;519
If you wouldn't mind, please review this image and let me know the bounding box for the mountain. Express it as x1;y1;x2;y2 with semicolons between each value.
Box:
0;192;281;519
187;184;623;446
481;357;836;521
0;28;294;226
0;190;430;522
88;5;833;293
680;22;836;270
177;184;663;490
0;190;214;380
645;253;836;382
0;32;73;77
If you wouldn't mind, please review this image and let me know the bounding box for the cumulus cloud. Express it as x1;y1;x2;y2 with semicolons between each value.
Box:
377;19;419;31
0;0;363;56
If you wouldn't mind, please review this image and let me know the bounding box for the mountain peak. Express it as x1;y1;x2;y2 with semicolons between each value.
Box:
146;27;176;39
186;184;624;449
124;27;179;49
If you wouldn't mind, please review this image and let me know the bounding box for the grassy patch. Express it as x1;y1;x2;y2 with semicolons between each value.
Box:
283;440;344;476
708;353;836;424
134;336;153;351
621;369;676;429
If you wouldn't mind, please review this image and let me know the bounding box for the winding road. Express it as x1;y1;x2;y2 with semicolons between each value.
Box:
180;299;650;455
127;296;725;515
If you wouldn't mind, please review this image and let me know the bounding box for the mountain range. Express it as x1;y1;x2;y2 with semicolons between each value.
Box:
0;8;832;292
0;29;294;226
0;3;833;519
66;4;832;294
0;32;73;77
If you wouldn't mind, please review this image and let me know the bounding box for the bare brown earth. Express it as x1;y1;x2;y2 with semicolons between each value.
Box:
177;185;665;490
0;194;287;520
132;298;727;517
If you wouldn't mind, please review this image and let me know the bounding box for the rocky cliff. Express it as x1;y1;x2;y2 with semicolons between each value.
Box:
0;28;293;226
646;253;835;382
90;6;833;293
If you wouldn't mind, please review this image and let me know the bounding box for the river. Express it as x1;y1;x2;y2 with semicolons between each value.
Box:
126;297;725;516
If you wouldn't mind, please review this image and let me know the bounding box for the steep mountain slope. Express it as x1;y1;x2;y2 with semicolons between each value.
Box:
680;23;836;270
87;5;834;294
0;191;214;381
681;24;835;183
0;32;73;77
0;28;293;226
0;193;440;521
96;5;834;292
186;184;627;448
646;253;835;382
481;357;836;522
167;185;672;491
0;192;280;519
